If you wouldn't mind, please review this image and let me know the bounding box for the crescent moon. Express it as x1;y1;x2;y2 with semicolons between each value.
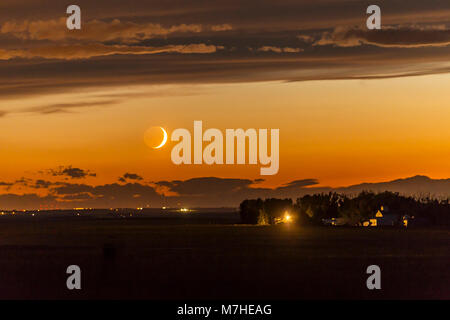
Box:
153;127;168;149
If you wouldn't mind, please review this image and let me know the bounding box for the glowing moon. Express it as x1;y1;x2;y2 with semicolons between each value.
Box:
153;127;168;149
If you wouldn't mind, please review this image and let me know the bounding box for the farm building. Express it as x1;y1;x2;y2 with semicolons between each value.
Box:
362;206;399;227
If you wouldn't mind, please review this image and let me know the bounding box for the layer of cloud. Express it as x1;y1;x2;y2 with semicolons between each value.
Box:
3;0;448;31
0;1;449;102
314;26;450;48
0;175;449;210
0;18;230;42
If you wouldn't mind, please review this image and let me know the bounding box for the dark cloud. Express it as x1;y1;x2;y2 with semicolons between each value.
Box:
32;180;54;188
3;178;62;190
155;177;319;207
278;179;320;189
154;180;178;188
159;177;254;196
120;173;144;181
49;166;96;179
2;0;448;29
0;181;13;188
0;193;56;210
0;175;449;210
0;1;448;101
14;177;31;185
52;182;162;208
59;193;95;201
1;44;449;100
334;175;450;197
51;183;94;194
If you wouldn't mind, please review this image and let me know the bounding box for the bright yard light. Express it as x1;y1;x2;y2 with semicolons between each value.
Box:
284;212;292;223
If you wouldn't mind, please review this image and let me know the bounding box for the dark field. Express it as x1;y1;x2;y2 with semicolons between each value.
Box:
0;213;448;299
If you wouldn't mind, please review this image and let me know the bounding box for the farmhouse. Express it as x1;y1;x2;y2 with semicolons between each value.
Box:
362;206;399;227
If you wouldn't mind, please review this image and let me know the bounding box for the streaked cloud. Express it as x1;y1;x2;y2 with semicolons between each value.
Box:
1;18;207;41
314;25;450;48
0;0;449;105
0;43;223;60
256;46;303;53
25;99;120;114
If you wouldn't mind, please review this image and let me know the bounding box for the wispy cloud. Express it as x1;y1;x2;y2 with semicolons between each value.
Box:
24;99;120;114
0;43;223;60
0;1;449;100
314;26;450;48
0;18;209;42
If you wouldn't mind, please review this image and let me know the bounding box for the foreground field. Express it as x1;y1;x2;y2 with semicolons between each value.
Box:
0;215;448;299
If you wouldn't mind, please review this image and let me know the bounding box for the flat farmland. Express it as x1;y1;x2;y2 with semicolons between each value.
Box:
0;215;448;299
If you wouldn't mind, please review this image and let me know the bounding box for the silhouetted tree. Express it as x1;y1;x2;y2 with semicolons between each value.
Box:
295;192;343;224
240;191;450;226
240;199;264;224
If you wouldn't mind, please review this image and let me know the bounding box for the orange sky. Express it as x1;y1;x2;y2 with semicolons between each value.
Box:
1;73;449;190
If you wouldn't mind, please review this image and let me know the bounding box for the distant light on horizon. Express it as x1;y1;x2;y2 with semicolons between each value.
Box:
284;211;292;223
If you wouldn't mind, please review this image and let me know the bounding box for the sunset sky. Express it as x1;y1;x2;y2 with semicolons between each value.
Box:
0;0;449;209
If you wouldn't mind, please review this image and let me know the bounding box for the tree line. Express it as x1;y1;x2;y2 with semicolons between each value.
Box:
239;191;450;226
